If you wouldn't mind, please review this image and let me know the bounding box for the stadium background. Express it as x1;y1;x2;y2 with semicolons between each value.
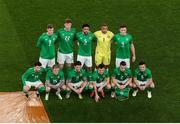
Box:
0;0;180;122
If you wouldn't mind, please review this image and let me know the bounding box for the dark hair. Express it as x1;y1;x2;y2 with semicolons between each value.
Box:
47;24;54;29
52;64;59;69
101;23;108;27
120;61;126;66
74;61;82;66
82;24;90;28
65;18;72;23
34;62;42;66
139;61;146;65
98;64;105;69
120;25;127;29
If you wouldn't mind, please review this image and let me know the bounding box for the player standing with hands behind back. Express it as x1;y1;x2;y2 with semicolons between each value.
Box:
112;25;136;68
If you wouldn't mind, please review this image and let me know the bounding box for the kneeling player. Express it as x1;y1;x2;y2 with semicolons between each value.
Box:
111;61;132;100
132;61;155;98
66;61;88;99
21;62;46;98
92;64;111;102
45;65;66;100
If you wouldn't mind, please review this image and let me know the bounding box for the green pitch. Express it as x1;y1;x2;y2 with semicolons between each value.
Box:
0;0;180;122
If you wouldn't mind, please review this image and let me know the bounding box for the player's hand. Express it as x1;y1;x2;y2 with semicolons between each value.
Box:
132;56;136;62
78;88;83;93
98;87;102;92
95;95;100;102
119;85;125;90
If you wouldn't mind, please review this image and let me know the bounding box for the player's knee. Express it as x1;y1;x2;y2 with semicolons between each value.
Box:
46;86;51;92
111;82;116;88
150;82;155;88
23;86;30;92
106;84;111;89
62;85;66;90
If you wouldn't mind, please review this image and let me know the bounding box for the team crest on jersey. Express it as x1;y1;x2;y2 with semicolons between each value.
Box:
107;35;110;38
126;38;129;41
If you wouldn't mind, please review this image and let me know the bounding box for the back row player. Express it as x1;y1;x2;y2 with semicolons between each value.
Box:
36;18;136;70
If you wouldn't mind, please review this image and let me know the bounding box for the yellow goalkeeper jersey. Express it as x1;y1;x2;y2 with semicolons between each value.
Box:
94;30;114;54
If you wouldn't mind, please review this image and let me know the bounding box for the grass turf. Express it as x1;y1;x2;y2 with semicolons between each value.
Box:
0;0;180;122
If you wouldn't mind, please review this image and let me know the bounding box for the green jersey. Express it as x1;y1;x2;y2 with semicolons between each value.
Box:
22;67;45;86
67;68;86;83
56;28;76;54
46;69;64;85
36;33;57;59
85;70;94;82
134;68;152;81
112;33;133;59
76;32;96;56
92;70;109;83
112;67;132;81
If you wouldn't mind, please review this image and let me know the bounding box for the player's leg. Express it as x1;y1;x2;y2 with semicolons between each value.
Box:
103;53;111;70
97;82;107;98
35;81;45;97
95;52;103;69
124;58;130;68
84;56;92;69
77;55;85;67
47;58;55;68
66;82;79;99
111;79;117;98
39;57;48;68
57;52;66;69
23;82;31;98
146;79;155;98
89;83;95;97
132;79;140;97
55;82;66;100
65;53;74;68
45;82;51;100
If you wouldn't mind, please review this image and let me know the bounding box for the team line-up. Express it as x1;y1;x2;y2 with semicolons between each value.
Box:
22;18;155;102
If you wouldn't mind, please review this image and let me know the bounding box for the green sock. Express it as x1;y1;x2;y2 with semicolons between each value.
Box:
38;86;45;93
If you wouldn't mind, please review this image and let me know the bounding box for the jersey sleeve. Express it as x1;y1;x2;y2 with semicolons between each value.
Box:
60;70;65;80
67;70;73;80
112;68;117;77
127;68;132;78
133;69;138;78
92;33;97;42
36;34;43;48
21;69;31;86
147;69;152;79
45;70;51;81
112;35;117;43
129;35;133;44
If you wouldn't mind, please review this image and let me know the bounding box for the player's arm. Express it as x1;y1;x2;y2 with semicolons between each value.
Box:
66;79;79;93
36;35;43;48
21;69;31;86
145;71;153;88
124;69;132;87
131;43;136;62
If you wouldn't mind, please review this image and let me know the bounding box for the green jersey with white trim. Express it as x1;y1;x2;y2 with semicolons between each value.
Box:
112;33;133;59
112;67;132;81
22;67;45;86
56;28;76;54
36;33;57;59
76;32;96;56
134;68;152;81
92;70;109;83
46;69;64;85
67;68;86;83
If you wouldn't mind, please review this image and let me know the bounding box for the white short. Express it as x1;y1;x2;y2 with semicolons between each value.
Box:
77;55;92;67
57;52;73;64
39;57;55;68
116;58;130;68
25;81;43;88
70;81;84;89
116;79;129;85
137;80;149;86
96;81;106;88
